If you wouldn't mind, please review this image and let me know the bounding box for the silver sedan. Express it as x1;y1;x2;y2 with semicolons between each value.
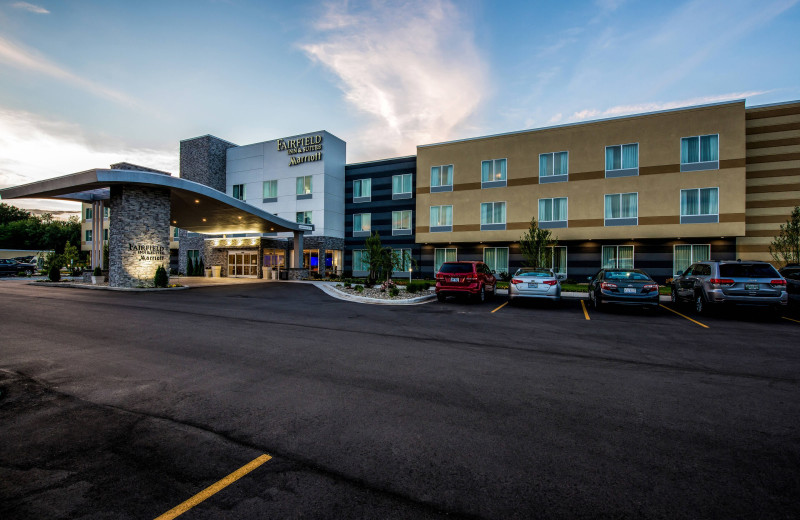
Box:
508;268;562;303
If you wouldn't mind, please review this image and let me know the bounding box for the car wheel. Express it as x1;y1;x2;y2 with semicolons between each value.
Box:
592;291;602;310
477;285;486;303
437;293;446;303
670;285;678;304
695;292;706;314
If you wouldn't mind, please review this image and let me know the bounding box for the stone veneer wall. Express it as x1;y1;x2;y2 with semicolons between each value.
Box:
178;231;206;275
179;135;237;193
108;185;171;288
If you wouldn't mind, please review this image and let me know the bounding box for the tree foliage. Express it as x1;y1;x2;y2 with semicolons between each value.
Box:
362;231;412;284
0;203;81;253
770;206;800;265
519;217;557;268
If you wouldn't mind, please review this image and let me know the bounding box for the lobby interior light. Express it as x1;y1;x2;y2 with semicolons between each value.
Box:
202;218;207;222
194;199;200;204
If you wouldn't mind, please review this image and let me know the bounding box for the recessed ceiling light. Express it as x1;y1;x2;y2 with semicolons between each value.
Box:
195;199;200;204
202;218;207;222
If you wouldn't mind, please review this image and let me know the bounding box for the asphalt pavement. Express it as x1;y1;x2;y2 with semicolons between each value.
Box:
1;279;798;519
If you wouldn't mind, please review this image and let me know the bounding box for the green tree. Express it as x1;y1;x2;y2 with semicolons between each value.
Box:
62;241;80;268
0;203;31;224
363;231;384;284
187;257;195;276
770;206;800;265
519;217;557;268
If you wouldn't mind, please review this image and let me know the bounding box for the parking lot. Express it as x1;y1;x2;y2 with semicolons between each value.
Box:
1;280;799;519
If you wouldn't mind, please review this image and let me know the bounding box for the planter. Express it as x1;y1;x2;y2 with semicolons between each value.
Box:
204;267;212;278
91;275;106;284
211;265;221;277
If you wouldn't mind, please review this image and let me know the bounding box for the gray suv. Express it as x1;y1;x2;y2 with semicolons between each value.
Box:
672;260;788;314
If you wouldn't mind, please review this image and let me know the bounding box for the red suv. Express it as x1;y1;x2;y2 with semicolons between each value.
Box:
435;261;497;303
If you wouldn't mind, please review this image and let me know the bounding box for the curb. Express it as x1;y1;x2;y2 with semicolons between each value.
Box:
302;281;436;305
29;282;190;292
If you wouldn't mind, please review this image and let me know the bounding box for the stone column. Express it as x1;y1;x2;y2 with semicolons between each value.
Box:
109;185;171;288
293;231;304;268
91;200;104;269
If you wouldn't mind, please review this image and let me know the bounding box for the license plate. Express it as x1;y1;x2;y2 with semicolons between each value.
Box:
450;277;459;283
624;288;636;294
528;282;538;288
745;283;759;290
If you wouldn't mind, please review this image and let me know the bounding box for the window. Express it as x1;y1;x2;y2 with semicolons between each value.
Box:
434;248;457;273
549;246;568;277
392;174;413;199
539;151;568;183
296;175;312;197
430;164;453;192
352;250;369;272
104;207;109;218
392;210;412;235
353;179;371;202
263;180;277;201
605;143;638;177
173;227;180;239
481;158;507;187
674;245;710;276
602;245;634;269
430;205;453;232
484;247;509;275
85;229;92;242
232;184;246;201
85;208;93;220
480;201;506;230
104;229;108;241
353;213;371;236
394;248;413;272
604;193;638;226
187;250;200;270
681;134;719;171
538;197;568;228
680;188;719;223
296;211;312;225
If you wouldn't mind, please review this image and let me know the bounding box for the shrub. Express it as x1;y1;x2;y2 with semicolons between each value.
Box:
354;284;364;293
93;266;102;276
389;286;400;297
154;265;168;288
48;264;61;282
197;258;205;276
498;271;511;282
344;281;351;288
16;271;27;277
187;257;194;276
380;280;397;292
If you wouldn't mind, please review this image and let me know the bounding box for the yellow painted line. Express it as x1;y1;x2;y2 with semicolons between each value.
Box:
154;454;271;520
659;304;709;329
782;316;800;324
580;300;590;320
491;301;508;313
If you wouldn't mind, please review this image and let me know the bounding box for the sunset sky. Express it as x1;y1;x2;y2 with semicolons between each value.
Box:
1;0;798;212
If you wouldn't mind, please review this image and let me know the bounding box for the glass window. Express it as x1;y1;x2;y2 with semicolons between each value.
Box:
296;175;312;195
605;143;638;171
392;174;413;195
604;193;638;219
430;205;453;227
85;229;92;242
104;207;109;218
353;179;371;200
538;197;568;222
395;248;413;271
353;213;371;232
539;151;568;177
602;245;634;269
352;250;369;272
430;165;453;188
263;180;277;198
232;184;246;201
173;227;180;239
392;210;412;231
187;250;200;264
434;248;457;273
549;246;567;276
480;202;506;225
680;188;719;216
85;207;93;220
296;211;312;225
481;159;507;183
681;134;719;164
484;247;509;274
104;229;108;241
674;244;710;276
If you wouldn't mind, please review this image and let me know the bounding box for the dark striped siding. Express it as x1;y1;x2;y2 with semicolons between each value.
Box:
344;157;419;275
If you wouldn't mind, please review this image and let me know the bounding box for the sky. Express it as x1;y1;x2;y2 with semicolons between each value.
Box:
0;0;798;213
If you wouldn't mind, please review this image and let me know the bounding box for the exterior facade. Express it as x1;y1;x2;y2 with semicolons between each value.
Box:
344;156;418;277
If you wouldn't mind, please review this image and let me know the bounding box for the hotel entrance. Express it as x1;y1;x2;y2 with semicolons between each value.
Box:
228;250;259;277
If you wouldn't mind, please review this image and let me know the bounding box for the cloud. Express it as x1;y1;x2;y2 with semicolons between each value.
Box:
11;2;49;14
0;107;177;211
565;90;771;123
0;35;137;106
300;0;487;160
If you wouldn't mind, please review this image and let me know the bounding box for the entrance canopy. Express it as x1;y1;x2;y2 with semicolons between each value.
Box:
0;169;313;234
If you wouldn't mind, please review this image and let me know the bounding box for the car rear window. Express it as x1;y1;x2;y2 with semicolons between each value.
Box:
605;271;650;281
439;263;474;274
719;263;780;278
516;270;552;277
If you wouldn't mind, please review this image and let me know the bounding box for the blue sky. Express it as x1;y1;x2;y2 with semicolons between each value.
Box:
0;0;798;212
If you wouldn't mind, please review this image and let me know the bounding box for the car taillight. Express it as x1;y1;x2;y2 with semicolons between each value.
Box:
643;284;658;291
435;274;444;280
709;278;735;286
770;279;786;286
601;282;617;290
511;278;524;285
466;276;477;281
543;280;558;286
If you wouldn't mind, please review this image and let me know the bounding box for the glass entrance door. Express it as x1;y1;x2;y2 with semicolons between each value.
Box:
228;251;259;277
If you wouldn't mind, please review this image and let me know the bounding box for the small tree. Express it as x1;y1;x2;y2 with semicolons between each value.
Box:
187;256;194;276
197;257;205;275
62;241;79;268
770;206;800;266
519;217;557;268
154;265;168;288
363;231;384;285
48;263;61;282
